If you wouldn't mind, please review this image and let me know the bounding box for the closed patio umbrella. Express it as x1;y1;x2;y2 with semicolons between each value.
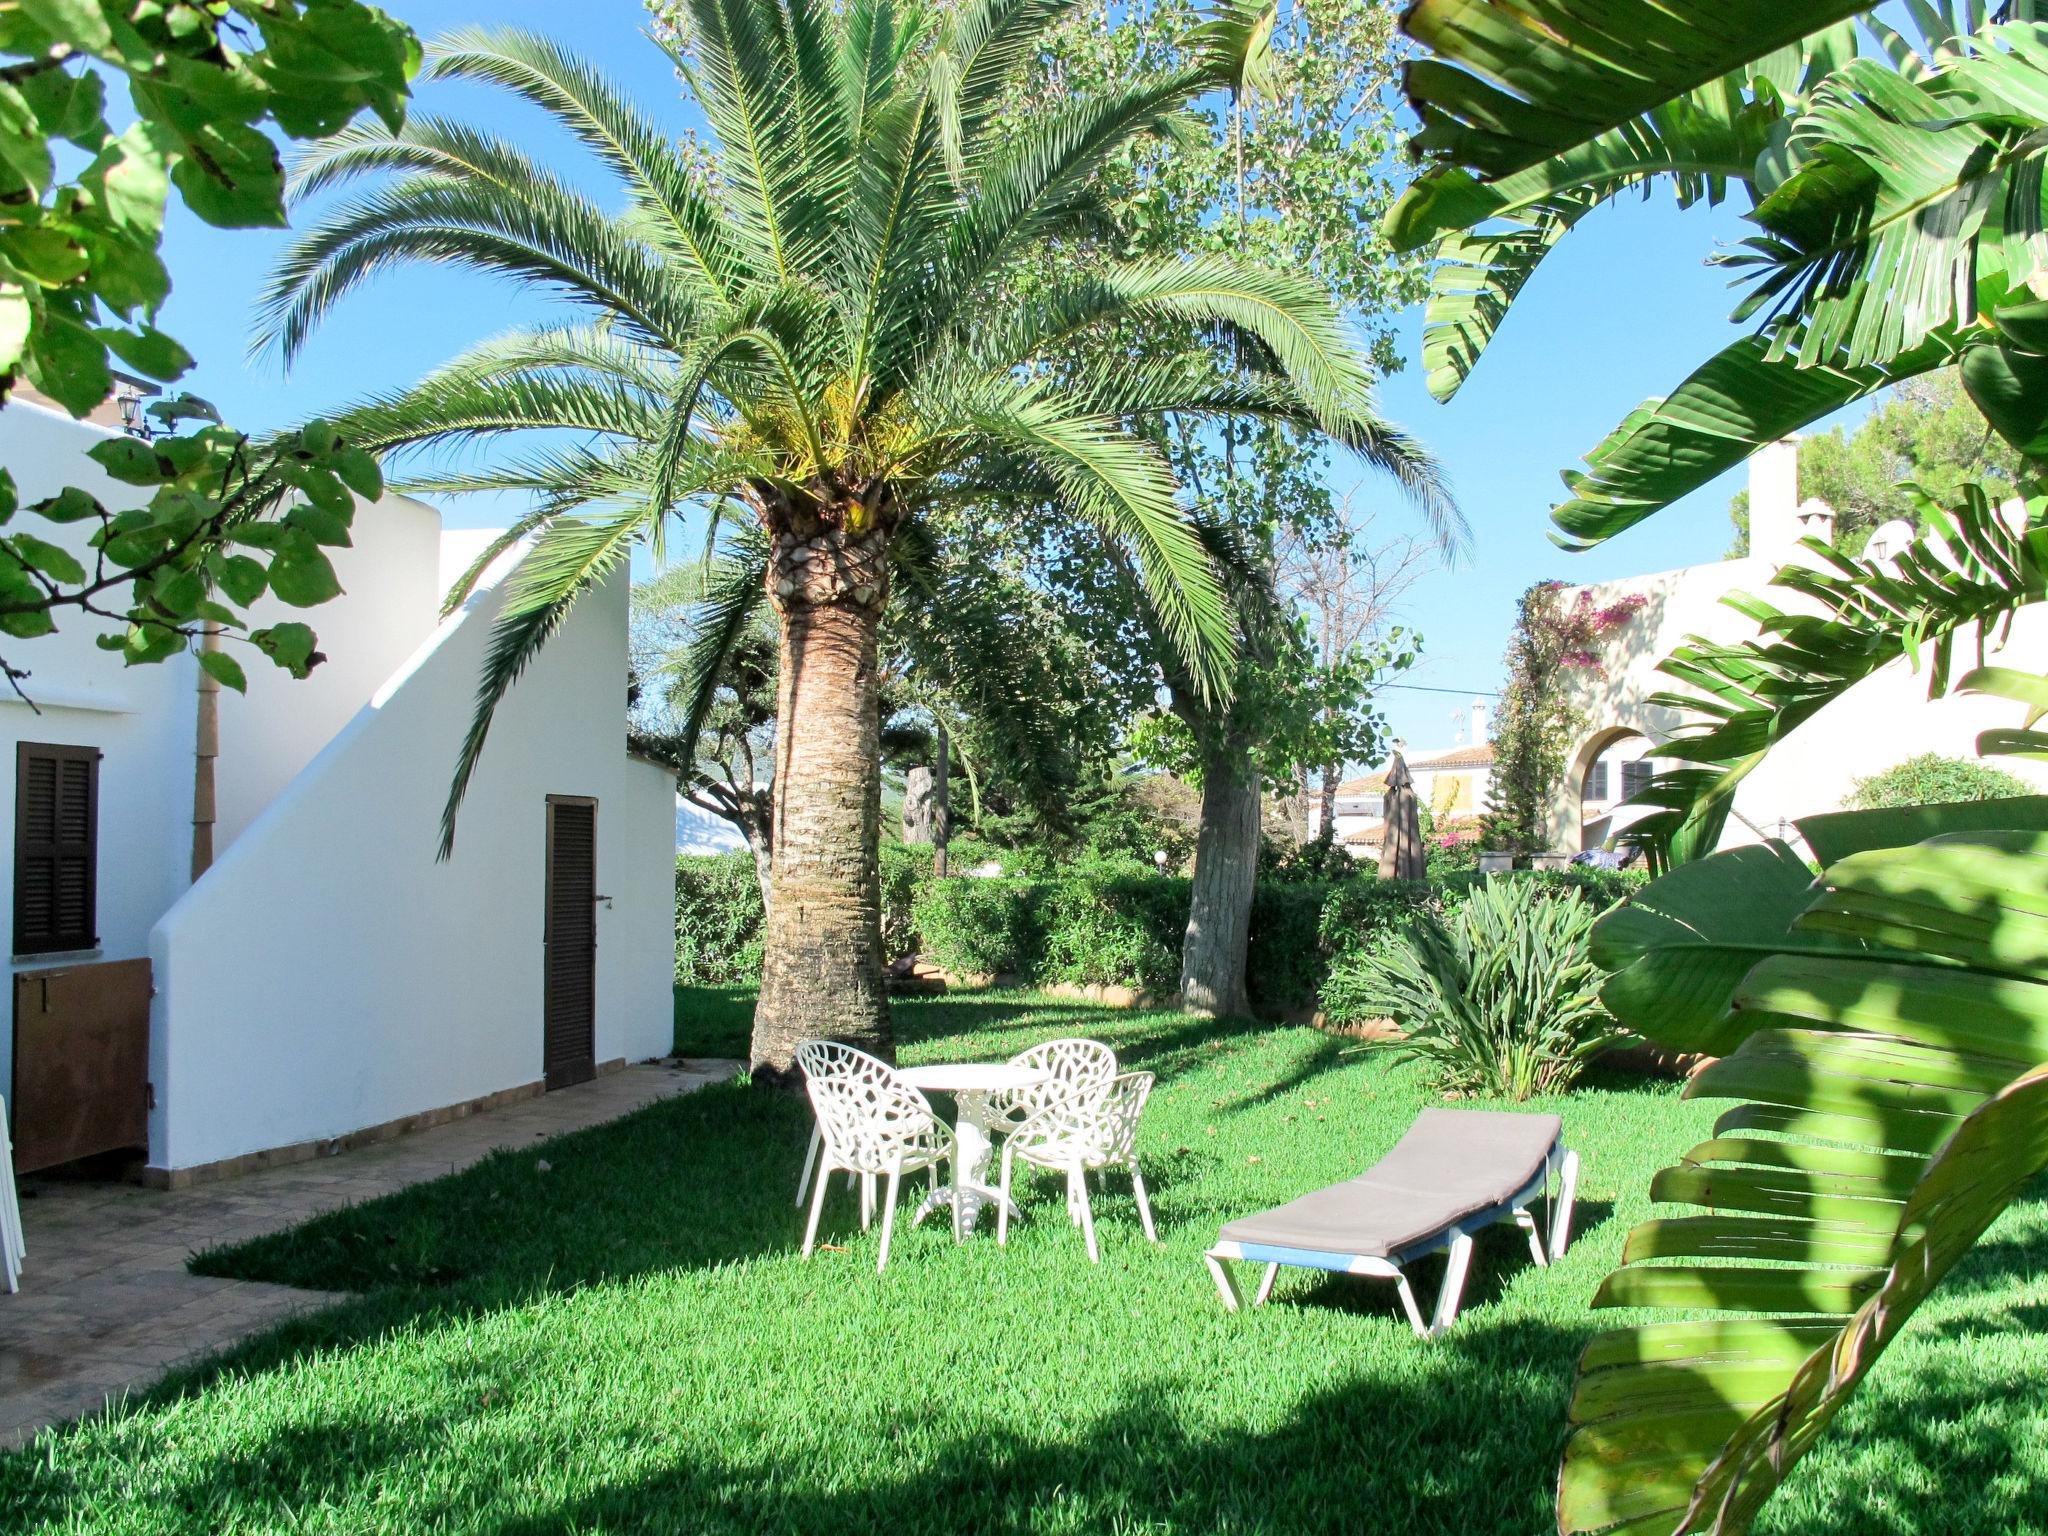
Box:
1378;752;1425;881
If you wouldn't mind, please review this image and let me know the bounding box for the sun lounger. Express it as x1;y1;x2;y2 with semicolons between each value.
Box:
1204;1108;1578;1338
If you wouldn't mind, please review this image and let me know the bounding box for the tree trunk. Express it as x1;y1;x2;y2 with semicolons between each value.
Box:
1179;734;1260;1017
750;521;893;1083
1317;759;1341;844
933;718;951;878
749;834;773;911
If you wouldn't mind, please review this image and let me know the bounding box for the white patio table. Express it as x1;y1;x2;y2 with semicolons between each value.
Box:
898;1061;1052;1232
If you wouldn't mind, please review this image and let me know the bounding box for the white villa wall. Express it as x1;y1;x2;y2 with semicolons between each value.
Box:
148;565;675;1174
211;493;443;852
0;403;197;1107
1550;452;2048;853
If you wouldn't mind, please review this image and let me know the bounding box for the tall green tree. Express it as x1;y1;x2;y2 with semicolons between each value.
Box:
258;2;1418;1076
1003;0;1459;1015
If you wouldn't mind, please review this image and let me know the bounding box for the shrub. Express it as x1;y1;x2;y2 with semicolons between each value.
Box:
674;853;765;984
1246;881;1340;1015
912;878;1042;977
1845;752;2033;810
1037;876;1185;993
879;841;934;958
1342;874;1618;1100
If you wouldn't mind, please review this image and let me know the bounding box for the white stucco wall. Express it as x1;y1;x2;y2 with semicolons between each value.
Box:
211;492;444;853
148;561;676;1174
1552;553;2048;852
0;403;198;1108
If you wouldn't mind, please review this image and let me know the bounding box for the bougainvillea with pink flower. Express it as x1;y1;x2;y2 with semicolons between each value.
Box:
1482;583;1646;858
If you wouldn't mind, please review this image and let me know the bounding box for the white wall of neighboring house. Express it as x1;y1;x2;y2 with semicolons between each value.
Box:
1549;437;2048;854
0;403;199;1107
0;396;676;1174
211;493;444;852
149;563;675;1175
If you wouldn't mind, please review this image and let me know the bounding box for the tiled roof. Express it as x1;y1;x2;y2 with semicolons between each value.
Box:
1337;745;1495;793
1415;743;1496;769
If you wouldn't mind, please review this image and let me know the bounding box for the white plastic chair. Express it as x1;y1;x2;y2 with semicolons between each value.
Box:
802;1070;961;1271
988;1038;1117;1132
1;1096;23;1293
793;1039;896;1215
997;1071;1158;1263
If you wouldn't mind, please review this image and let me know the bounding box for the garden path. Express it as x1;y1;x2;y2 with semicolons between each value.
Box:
0;1058;738;1447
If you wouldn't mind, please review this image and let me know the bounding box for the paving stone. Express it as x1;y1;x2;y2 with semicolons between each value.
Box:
0;1060;736;1447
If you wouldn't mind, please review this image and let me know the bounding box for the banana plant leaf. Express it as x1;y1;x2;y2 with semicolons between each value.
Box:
1563;813;2048;1535
1397;0;1871;179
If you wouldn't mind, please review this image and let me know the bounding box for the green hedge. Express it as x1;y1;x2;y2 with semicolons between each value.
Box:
674;853;764;985
677;847;1646;1017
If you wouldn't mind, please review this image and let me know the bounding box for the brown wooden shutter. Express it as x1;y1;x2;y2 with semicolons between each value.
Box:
15;742;100;955
543;796;597;1089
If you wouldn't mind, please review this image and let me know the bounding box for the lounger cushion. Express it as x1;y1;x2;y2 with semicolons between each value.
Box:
1218;1108;1562;1260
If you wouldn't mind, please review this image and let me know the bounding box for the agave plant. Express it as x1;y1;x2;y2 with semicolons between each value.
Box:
1387;0;2048;863
256;1;1445;1074
1347;875;1617;1100
1563;798;2048;1535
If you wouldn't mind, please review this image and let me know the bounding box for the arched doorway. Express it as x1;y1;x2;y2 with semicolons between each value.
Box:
1557;725;1661;852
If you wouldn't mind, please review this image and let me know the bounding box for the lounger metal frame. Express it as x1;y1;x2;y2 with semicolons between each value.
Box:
1203;1143;1579;1339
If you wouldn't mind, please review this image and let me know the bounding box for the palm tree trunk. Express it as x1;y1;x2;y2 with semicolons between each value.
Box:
1179;730;1259;1017
751;520;893;1082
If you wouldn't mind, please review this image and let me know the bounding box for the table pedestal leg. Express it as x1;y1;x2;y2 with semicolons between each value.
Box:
912;1090;1023;1232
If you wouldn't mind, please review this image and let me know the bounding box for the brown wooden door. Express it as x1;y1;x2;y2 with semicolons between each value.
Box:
543;797;598;1090
11;959;150;1172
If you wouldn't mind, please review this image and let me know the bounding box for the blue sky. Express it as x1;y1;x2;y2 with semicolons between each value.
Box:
149;0;1846;751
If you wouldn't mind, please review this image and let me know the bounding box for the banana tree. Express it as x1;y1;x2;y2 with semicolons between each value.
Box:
1388;1;2048;861
256;3;1444;1076
1563;799;2048;1534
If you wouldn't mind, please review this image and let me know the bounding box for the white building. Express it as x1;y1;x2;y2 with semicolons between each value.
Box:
1319;700;1496;854
1547;437;2048;856
1;397;677;1185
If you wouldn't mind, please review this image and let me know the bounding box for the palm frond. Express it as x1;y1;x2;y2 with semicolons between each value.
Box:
1615;480;2048;869
441;506;652;857
427;26;747;299
260;171;697;365
961;382;1237;701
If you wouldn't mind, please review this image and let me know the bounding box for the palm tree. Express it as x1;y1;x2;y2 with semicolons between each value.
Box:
258;0;1438;1078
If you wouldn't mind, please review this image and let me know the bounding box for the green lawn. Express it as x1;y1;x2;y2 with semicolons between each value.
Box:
3;992;2043;1533
673;981;756;1059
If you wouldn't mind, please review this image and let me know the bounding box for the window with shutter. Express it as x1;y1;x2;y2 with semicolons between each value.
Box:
1583;761;1609;801
1620;758;1654;800
15;742;99;955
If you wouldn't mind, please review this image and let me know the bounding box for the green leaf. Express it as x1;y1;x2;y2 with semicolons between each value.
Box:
332;445;382;501
284;502;354;547
211;553;267;607
169;122;286;228
93;323;192;383
8;531;86;584
87;435;169;486
250;620;321;678
267;547;343;608
19;0;114;55
1561;814;2048;1536
197;646;247;693
24;310;112;417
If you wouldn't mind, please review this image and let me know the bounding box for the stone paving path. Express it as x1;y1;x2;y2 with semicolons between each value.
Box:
0;1058;738;1448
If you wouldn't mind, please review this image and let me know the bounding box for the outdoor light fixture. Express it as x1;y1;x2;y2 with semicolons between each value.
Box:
113;381;154;441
